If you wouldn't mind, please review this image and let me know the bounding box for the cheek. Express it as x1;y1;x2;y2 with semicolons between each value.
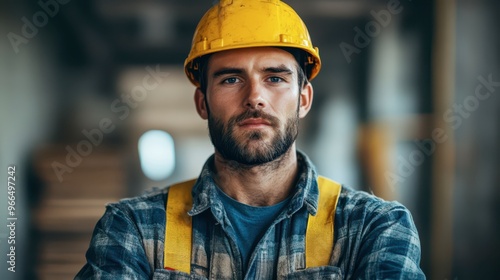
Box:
206;95;237;121
274;92;300;116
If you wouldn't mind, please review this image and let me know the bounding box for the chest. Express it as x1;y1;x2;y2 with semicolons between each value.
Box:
155;210;342;280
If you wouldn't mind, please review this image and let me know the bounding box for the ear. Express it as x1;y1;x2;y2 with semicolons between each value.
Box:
194;88;209;120
298;83;313;118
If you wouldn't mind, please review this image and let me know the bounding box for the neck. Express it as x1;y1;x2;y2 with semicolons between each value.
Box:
213;145;299;206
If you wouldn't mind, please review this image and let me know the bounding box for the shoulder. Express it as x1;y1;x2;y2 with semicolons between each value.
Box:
335;185;418;235
108;187;169;214
102;178;197;225
338;185;413;218
97;186;173;233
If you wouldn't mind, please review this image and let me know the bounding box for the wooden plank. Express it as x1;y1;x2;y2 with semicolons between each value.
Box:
430;0;456;278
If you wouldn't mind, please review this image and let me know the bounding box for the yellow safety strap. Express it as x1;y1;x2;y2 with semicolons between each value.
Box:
305;175;342;268
164;179;196;274
163;176;342;273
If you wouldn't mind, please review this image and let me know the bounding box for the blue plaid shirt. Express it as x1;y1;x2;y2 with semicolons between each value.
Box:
76;152;425;279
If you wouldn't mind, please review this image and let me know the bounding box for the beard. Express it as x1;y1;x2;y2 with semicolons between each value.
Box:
207;109;299;166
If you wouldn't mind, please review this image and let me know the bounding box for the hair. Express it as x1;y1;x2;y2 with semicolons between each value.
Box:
196;48;310;95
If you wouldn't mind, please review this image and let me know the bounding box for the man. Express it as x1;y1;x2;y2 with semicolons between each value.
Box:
76;0;425;279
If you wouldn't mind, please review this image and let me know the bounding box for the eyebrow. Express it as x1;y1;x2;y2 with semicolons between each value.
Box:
212;68;244;78
262;65;294;75
212;65;294;78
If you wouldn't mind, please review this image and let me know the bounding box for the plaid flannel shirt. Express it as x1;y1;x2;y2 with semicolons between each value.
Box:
76;152;425;279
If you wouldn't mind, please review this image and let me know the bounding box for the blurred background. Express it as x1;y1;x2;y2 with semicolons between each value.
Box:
0;0;499;279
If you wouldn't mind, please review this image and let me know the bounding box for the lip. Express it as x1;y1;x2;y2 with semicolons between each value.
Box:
238;118;272;127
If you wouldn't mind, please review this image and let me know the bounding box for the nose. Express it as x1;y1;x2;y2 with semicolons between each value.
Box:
244;79;267;109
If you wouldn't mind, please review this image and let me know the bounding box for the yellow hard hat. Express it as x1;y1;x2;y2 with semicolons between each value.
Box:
184;0;321;87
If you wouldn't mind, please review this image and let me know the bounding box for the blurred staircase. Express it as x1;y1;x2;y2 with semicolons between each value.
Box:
34;145;126;280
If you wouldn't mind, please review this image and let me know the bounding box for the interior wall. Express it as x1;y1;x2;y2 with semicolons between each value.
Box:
0;2;61;279
453;0;500;278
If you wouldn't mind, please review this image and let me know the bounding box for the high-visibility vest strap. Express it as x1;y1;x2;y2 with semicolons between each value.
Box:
164;176;342;274
164;179;196;274
305;175;342;268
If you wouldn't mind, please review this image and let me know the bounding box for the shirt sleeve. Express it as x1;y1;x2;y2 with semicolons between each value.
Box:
75;203;151;279
352;202;426;279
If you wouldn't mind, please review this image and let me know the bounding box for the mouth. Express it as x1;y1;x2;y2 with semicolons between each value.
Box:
238;118;272;128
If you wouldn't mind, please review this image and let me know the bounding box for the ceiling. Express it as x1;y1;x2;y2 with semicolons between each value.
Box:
43;0;389;66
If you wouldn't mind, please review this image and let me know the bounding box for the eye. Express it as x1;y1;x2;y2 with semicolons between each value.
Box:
268;76;284;83
222;77;240;84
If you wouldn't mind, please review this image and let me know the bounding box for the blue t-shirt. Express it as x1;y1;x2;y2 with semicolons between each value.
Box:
216;187;291;269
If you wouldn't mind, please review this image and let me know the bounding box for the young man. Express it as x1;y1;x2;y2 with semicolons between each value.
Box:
76;1;425;279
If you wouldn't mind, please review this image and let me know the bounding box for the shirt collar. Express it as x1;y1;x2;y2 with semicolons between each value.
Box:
188;151;320;217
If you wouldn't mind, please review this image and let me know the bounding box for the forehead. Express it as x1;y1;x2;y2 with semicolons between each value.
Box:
207;47;298;72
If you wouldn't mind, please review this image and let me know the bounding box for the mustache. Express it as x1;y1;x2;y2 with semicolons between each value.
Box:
232;110;279;127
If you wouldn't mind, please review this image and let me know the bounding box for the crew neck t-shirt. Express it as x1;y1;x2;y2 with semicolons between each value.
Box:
216;187;291;269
